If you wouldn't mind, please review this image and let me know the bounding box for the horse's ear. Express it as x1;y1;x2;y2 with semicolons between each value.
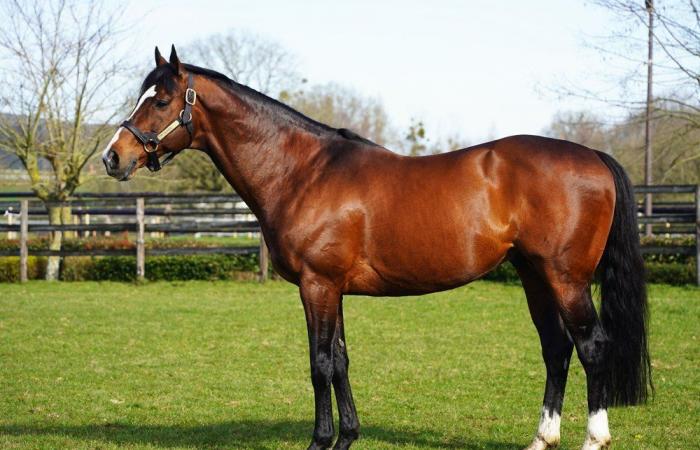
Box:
155;46;167;66
169;44;182;75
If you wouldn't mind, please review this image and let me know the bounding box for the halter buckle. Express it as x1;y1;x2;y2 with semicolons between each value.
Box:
185;88;197;105
143;139;159;153
179;109;192;124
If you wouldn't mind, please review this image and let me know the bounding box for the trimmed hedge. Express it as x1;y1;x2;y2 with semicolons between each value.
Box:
0;236;695;284
0;256;47;281
483;260;696;285
62;254;257;282
0;235;256;252
0;255;694;284
0;236;260;282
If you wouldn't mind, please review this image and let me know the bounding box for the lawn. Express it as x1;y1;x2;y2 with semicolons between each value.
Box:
0;281;698;449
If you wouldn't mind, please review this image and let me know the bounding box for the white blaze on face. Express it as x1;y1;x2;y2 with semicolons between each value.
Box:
102;128;123;158
128;85;157;119
102;85;158;158
583;409;611;449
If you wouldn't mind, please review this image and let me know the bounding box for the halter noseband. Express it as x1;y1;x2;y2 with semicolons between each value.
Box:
121;73;197;172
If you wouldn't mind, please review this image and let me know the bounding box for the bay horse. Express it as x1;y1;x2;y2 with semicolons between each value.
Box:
103;46;650;450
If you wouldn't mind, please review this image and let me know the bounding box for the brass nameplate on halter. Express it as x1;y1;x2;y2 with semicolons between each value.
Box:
157;119;182;141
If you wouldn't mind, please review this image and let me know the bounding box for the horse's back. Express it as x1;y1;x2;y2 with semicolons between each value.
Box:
287;135;615;295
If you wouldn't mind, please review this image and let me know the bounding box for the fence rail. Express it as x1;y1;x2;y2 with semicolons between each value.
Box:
2;185;699;285
2;192;267;282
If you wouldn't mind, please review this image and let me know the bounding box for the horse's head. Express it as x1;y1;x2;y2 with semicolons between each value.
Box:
103;45;198;180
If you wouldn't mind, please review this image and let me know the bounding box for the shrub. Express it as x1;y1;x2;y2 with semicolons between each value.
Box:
644;262;695;285
0;256;47;282
485;260;696;285
86;256;137;282
61;257;95;282
146;254;258;281
483;261;520;283
0;235;695;284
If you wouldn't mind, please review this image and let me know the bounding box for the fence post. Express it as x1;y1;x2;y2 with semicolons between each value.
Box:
259;232;269;282
7;207;16;239
695;185;699;286
19;199;28;283
136;198;145;281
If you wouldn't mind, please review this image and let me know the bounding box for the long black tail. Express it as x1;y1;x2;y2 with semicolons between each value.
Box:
595;151;652;406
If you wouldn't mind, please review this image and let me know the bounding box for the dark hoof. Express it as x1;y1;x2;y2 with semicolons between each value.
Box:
333;436;357;450
308;435;334;450
333;428;359;450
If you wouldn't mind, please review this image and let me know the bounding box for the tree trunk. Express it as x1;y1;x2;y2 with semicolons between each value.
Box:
46;205;63;281
61;204;75;239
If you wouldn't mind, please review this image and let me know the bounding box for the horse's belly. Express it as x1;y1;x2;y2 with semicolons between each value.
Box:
345;229;511;296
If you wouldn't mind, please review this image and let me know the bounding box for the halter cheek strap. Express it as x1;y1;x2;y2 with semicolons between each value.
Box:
121;73;197;172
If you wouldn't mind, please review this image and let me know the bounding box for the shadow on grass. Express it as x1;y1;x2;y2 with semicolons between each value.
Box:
0;419;522;449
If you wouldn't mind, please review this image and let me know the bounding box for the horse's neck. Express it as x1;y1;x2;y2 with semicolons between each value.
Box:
200;83;328;226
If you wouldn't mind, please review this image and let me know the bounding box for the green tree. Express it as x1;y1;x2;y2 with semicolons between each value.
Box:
404;119;427;156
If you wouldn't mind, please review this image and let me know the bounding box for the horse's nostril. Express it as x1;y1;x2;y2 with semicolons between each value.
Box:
103;149;119;171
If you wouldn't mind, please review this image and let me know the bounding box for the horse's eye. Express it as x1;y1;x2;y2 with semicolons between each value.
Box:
154;99;170;109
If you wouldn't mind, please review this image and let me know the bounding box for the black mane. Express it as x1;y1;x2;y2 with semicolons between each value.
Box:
141;63;376;145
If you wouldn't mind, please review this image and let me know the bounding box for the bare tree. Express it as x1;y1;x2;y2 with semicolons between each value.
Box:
549;0;700;184
0;0;131;279
560;0;699;118
185;29;301;96
544;108;700;184
543;111;611;150
174;35;395;190
281;83;394;147
173;31;301;191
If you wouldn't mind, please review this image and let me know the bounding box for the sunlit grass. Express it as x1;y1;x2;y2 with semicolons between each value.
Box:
0;281;697;449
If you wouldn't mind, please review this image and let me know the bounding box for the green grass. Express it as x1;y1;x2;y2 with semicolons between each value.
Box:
0;281;698;449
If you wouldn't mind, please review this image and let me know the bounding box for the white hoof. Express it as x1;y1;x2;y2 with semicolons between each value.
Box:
525;408;561;449
581;409;611;450
524;435;559;450
581;435;611;450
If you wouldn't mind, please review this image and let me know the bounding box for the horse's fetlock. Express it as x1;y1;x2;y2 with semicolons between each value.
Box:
313;429;335;447
340;420;360;439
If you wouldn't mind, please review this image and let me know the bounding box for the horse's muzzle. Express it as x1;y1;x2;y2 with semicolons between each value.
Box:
103;149;136;181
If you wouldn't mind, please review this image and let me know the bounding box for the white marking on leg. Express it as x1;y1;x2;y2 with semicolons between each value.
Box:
582;409;611;450
525;407;561;450
538;407;561;444
102;85;157;158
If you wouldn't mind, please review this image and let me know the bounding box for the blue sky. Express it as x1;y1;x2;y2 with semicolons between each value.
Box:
117;0;637;143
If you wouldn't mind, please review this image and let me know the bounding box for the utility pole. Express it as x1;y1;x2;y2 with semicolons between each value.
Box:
644;0;654;236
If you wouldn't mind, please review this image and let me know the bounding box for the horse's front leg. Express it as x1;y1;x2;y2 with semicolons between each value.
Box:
331;301;360;450
300;277;341;450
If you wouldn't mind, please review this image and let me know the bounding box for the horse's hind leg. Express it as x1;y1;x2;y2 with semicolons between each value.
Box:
555;286;611;450
515;259;574;450
530;265;611;450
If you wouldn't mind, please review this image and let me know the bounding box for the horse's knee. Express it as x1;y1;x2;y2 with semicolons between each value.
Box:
311;352;334;387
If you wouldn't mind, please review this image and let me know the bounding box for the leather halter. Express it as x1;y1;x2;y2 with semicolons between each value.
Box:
121;73;197;172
